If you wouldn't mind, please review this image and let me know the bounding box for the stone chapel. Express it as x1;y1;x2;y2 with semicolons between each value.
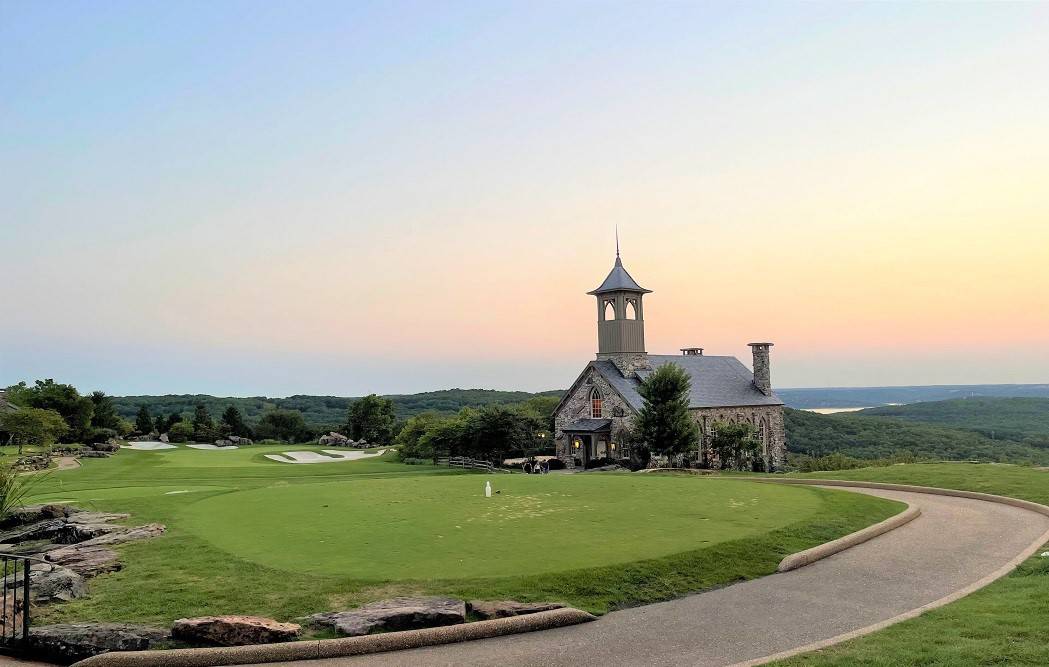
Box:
552;250;786;470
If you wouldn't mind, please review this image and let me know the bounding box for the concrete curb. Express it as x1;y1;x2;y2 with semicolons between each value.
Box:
730;478;1049;667
70;608;596;667
777;504;921;572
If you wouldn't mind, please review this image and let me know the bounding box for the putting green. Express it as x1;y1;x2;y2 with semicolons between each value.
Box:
180;475;825;579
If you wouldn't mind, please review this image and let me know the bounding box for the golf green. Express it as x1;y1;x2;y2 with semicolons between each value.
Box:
179;475;825;578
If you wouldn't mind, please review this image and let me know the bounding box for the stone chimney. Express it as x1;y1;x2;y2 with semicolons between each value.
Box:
748;343;773;396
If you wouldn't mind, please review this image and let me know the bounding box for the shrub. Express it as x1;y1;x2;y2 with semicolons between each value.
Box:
168;421;195;443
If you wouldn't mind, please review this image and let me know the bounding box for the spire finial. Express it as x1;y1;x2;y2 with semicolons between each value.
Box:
615;226;620;258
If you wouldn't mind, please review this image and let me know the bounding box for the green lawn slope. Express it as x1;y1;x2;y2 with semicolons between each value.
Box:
24;447;900;626
777;463;1049;666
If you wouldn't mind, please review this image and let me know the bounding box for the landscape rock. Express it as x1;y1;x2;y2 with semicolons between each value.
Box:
87;441;120;453
214;439;234;447
27;623;169;663
305;597;466;637
159;433;169;443
318;432;350;447
77;523;165;547
3;504;74;528
228;436;253;446
171;615;300;646
0;518;67;545
467;600;565;619
45;544;122;577
3;562;87;603
14;455;50;471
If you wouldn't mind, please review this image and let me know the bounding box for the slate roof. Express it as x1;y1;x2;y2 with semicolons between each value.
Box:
593;355;784;410
562;418;612;432
587;256;651;295
0;392;18;414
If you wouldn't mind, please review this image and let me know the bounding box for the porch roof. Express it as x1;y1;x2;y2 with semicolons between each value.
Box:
563;418;612;432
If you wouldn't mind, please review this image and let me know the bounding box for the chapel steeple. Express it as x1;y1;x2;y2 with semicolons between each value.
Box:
588;244;651;377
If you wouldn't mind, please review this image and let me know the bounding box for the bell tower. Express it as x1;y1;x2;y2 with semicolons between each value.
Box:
588;245;652;378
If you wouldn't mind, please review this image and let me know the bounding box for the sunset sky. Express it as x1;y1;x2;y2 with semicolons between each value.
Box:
3;1;1048;396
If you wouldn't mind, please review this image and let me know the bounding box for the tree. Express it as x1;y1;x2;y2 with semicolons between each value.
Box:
89;391;119;430
257;409;309;443
634;364;699;466
135;405;154;434
394;412;442;461
0;408;69;454
167;420;195;443
192;404;216;441
709;421;760;471
221;406;250;437
346;395;396;444
165;412;183;431
153;414;167;434
6;379;94;443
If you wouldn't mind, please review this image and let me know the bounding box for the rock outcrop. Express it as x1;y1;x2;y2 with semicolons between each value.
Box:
45;544;122;577
305;596;466;637
28;623;169;663
171;615;300;646
467;600;565;619
318;432;350;446
2;562;87;603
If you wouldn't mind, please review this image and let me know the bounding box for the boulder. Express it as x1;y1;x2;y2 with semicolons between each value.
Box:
27;623;169;663
305;597;466;637
214;439;234;447
171;615;300;646
45;544;122;577
3;562;87;603
0;518;67;545
3;504;74;528
228;436;253;446
77;523;165;547
87;441;119;453
467;600;565;620
318;432;350;447
14;455;50;471
159;433;170;443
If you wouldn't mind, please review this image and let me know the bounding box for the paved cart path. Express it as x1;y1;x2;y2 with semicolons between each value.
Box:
255;487;1049;667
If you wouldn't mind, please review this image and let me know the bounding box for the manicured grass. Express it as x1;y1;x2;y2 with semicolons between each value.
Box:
180;475;826;578
21;446;902;626
776;463;1049;666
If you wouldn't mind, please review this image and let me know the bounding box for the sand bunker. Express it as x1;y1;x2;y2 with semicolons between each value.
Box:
123;442;177;451
186;444;239;450
264;449;387;464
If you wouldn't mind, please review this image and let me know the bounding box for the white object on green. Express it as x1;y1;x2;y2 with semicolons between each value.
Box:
485;481;492;498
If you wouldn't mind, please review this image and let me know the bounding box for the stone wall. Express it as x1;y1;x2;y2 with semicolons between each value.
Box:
554;365;634;467
595;352;650;378
691;405;785;471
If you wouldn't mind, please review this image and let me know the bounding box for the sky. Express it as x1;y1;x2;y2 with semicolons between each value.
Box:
2;1;1048;397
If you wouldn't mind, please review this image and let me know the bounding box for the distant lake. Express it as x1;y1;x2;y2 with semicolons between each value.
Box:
803;407;870;414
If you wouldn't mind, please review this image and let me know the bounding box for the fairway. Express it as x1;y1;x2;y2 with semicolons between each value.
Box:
21;446;903;624
180;475;824;578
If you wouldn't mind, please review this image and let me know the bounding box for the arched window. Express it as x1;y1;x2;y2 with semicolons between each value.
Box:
603;300;616;321
589;388;603;418
625;298;638;320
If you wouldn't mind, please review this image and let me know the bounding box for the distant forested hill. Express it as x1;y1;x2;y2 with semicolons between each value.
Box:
112;389;564;428
777;384;1049;409
784;407;1049;465
855;398;1049;445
